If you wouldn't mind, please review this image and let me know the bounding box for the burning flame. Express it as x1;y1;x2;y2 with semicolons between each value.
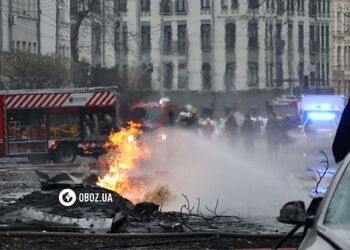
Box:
97;122;151;203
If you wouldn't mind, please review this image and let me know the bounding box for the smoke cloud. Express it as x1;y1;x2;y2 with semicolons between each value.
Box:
141;128;316;217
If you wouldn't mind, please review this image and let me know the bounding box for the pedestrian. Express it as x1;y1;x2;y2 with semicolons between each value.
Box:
265;113;280;158
224;108;238;145
241;113;255;154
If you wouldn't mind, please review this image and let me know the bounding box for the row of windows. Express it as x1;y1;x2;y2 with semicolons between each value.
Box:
161;59;330;90
141;0;188;13
141;23;189;54
162;62;236;91
139;0;330;16
140;20;328;57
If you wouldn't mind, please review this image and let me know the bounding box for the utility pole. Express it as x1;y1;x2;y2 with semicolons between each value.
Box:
37;0;41;54
114;0;124;80
102;0;106;67
0;0;3;89
118;1;124;75
8;0;13;52
55;0;60;56
159;0;164;97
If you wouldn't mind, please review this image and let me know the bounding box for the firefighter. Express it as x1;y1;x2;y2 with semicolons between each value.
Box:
178;104;198;128
241;113;256;153
265;113;281;158
224;108;238;145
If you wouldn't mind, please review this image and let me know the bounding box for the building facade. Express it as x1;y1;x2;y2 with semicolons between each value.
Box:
78;0;332;93
0;0;70;57
332;0;350;96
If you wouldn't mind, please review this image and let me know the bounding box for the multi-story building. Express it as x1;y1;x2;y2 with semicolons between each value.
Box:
0;0;70;57
332;0;350;96
78;0;332;94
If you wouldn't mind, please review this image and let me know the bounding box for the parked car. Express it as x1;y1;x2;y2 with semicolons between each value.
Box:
276;153;350;249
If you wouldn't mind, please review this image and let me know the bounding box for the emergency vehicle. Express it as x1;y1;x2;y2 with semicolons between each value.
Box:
271;95;300;120
128;98;178;130
301;95;346;134
0;87;119;164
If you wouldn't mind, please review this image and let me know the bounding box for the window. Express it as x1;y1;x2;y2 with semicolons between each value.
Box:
324;162;350;228
22;41;26;50
321;25;324;51
82;109;115;139
178;63;189;89
201;0;211;9
325;25;329;51
225;22;236;51
276;0;284;15
177;24;187;54
221;0;228;9
276;23;283;54
201;23;211;52
276;62;283;86
298;23;304;52
309;0;316;17
33;42;37;53
163;25;172;54
326;0;330;16
337;46;342;67
141;25;151;53
176;0;187;13
248;21;258;50
202;63;212;90
115;0;127;12
224;63;236;91
7;109;48;155
298;63;304;81
322;0;326;15
115;22;128;53
247;62;258;87
15;0;37;18
160;0;172;14
163;63;173;89
248;0;259;9
141;0;150;11
50;109;81;139
231;0;238;9
287;23;293;51
286;0;295;13
309;25;316;54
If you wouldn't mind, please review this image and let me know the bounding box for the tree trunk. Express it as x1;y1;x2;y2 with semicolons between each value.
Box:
71;18;83;63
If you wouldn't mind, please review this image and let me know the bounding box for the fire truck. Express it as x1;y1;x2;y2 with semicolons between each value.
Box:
271;95;300;120
127;98;178;130
0;87;120;164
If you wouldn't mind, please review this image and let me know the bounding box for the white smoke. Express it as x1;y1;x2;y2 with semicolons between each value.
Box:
140;128;322;217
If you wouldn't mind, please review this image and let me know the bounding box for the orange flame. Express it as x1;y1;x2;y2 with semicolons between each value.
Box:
96;122;150;203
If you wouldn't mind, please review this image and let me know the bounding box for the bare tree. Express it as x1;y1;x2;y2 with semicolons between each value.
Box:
70;0;99;63
306;150;335;194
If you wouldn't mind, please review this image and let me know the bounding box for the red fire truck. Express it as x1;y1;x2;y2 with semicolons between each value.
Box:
0;87;119;164
128;98;178;130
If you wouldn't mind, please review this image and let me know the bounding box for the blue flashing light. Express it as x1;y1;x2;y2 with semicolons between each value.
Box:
308;112;336;121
